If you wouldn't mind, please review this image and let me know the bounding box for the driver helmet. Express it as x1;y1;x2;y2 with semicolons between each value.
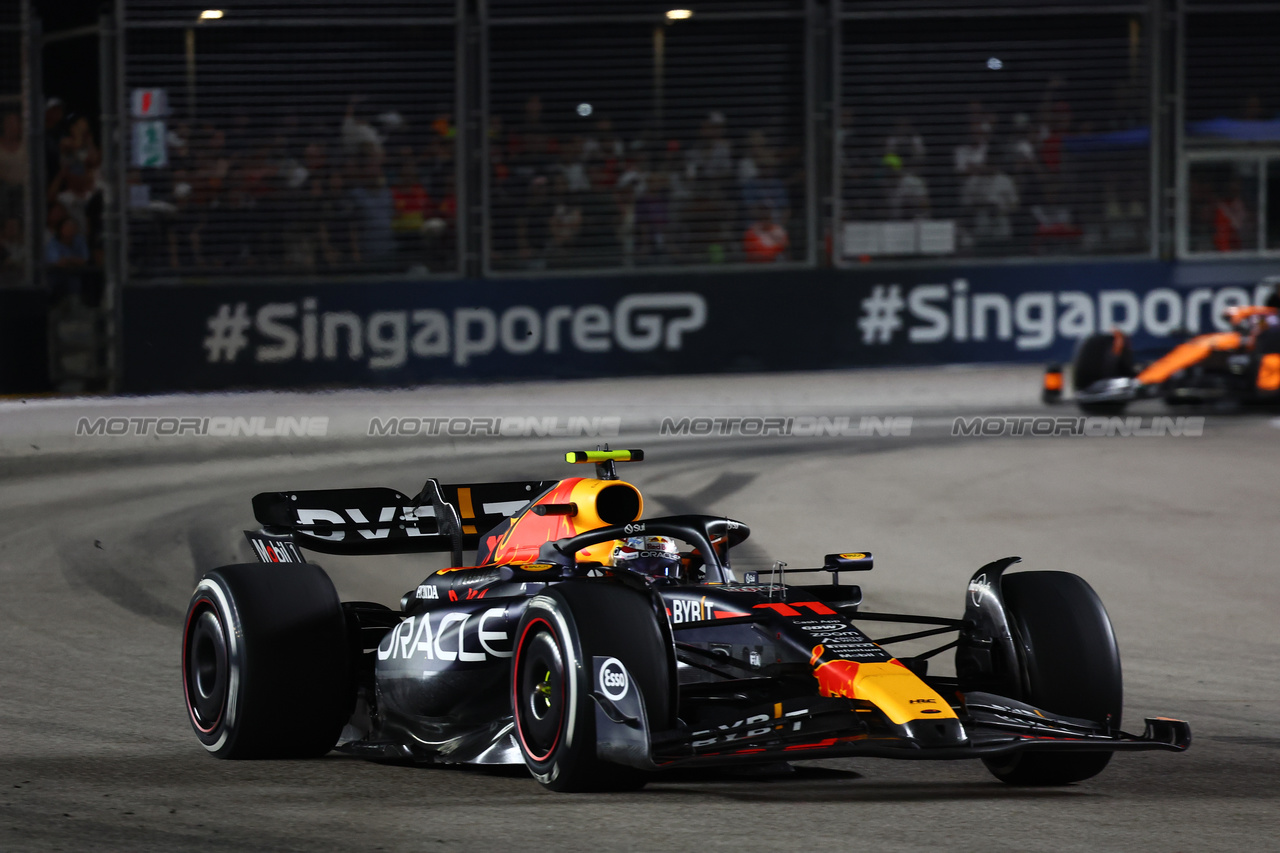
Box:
611;535;681;578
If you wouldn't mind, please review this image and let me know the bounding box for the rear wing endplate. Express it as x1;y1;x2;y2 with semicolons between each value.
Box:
251;478;555;562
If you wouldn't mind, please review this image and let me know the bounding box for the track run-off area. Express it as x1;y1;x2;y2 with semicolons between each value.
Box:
1;365;1277;852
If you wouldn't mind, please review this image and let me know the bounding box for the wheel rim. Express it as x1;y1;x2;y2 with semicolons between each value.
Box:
184;603;229;732
515;623;565;762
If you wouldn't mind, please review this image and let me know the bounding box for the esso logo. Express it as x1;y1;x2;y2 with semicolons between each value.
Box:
599;657;629;701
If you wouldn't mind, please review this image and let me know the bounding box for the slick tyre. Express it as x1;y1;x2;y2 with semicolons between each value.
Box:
511;582;674;792
983;571;1122;786
1072;332;1134;415
182;563;352;759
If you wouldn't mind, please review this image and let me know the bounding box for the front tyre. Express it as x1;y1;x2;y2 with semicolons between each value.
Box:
983;571;1122;786
512;583;674;792
1072;332;1134;415
182;563;352;759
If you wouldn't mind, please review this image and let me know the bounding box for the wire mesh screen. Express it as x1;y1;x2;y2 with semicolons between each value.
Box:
485;8;808;273
486;1;805;16
1182;9;1280;257
123;0;456;25
0;11;29;288
1186;10;1280;135
837;12;1150;263
842;0;1143;14
121;12;458;280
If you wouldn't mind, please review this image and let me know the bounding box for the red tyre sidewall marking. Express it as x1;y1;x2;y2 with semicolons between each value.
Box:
513;616;565;763
182;597;223;734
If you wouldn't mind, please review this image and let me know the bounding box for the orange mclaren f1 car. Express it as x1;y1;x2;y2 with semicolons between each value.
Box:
1047;304;1280;413
182;448;1189;791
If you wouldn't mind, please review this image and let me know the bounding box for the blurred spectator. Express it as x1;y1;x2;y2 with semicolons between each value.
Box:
634;166;671;261
347;159;395;266
1102;186;1147;253
582;117;624;188
884;118;926;165
342;96;386;167
422;171;455;272
59;116;100;180
45;217;88;301
954;101;993;175
1213;178;1250;252
511;94;556;183
687;111;734;187
546;174;583;265
321;163;354;265
739;131;789;221
557;135;592;193
391;148;430;261
686;111;735;259
1;216;26;272
0;112;25;226
1030;180;1082;252
1036;77;1072;173
960;159;1019;249
615;151;648;262
743;205;789;263
43;98;67;186
45;201;69;243
279;142;326;268
421;112;456;190
0;112;26;183
886;159;930;220
1007;113;1042;175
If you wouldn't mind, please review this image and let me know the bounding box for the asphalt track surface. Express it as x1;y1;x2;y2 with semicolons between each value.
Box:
2;366;1278;852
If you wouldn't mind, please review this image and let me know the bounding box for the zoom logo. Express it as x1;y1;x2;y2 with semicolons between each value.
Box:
599;658;629;701
222;293;708;368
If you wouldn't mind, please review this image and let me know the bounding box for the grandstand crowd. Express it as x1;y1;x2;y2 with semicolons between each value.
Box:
0;86;1269;287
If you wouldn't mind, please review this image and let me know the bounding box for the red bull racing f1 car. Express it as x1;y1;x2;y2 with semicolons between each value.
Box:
182;450;1190;791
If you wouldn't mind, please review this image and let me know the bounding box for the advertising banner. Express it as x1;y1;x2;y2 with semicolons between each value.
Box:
121;260;1280;392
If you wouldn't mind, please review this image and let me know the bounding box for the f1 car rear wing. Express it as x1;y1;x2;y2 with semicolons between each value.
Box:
251;478;556;563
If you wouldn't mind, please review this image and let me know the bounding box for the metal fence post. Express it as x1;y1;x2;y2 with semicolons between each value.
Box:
22;5;44;291
478;0;492;278
803;0;821;267
1173;0;1186;259
99;11;123;392
829;0;842;267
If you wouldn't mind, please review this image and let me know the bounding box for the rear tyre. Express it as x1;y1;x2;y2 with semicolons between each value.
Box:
1253;328;1280;401
1072;333;1133;415
982;571;1122;786
182;563;352;759
512;583;674;792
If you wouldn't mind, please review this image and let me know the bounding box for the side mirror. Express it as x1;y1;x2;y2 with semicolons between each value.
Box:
824;552;874;571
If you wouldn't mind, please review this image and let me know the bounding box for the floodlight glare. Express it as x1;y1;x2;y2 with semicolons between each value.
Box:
665;9;694;20
199;9;225;20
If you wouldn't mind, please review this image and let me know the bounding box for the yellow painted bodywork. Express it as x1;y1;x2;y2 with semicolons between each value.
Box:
811;649;957;725
481;477;642;566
